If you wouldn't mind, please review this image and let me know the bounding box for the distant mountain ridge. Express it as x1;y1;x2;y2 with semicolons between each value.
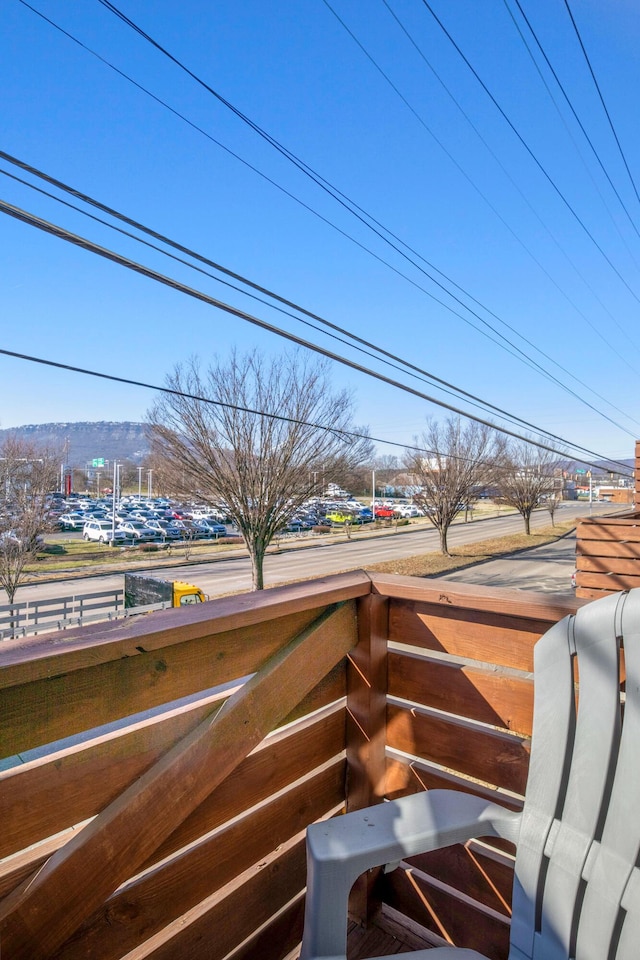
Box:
1;423;634;476
0;422;150;466
562;458;635;476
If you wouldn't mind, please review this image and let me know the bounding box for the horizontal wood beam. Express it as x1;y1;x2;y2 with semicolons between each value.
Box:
0;601;358;960
388;650;534;737
369;573;578;623
0;570;371;689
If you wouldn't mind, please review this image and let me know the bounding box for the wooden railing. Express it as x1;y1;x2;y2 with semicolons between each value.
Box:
575;511;640;599
0;571;578;960
572;439;639;599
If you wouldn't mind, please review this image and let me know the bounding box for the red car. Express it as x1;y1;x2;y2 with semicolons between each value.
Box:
374;505;396;518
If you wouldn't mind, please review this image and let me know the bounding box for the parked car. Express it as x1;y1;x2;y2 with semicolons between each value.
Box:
394;504;423;518
193;519;227;538
143;520;182;540
281;517;314;532
57;513;86;531
170;519;207;539
104;511;131;524
326;511;361;526
373;506;396;519
117;521;160;542
83;520;128;545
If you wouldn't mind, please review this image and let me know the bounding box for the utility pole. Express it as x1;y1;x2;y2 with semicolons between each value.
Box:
111;462;118;543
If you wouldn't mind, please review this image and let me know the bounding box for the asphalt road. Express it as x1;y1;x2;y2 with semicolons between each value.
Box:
9;501;614;605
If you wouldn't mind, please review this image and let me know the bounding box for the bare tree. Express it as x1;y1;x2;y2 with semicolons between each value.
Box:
495;438;561;534
373;454;399;496
147;351;372;590
405;417;505;555
544;492;563;527
141;451;174;499
118;460;142;495
0;436;59;608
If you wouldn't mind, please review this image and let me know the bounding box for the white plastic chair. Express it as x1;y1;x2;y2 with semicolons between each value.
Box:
301;589;640;960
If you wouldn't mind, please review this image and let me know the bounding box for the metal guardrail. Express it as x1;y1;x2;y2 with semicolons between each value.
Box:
0;589;170;640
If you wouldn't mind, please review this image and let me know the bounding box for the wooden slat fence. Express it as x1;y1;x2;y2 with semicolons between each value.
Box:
364;575;578;958
0;570;579;960
572;441;640;599
0;572;370;960
575;513;640;599
0;588;125;640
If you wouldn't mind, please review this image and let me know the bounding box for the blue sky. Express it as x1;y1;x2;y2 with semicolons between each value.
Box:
1;0;640;464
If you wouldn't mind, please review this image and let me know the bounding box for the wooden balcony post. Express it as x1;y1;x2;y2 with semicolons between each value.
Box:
635;440;640;510
346;591;389;927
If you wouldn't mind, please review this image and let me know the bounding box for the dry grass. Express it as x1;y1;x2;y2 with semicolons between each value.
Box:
25;536;243;579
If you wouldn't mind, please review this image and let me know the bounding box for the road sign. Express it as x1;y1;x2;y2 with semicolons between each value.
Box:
92;458;105;468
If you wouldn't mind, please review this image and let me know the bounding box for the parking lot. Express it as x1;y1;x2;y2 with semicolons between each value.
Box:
52;494;237;546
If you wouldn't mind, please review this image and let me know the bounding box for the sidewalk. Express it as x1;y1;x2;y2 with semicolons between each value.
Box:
436;533;577;597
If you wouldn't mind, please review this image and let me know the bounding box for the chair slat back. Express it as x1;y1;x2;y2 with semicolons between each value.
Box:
574;590;640;960
508;612;576;958
510;591;637;960
615;866;640;958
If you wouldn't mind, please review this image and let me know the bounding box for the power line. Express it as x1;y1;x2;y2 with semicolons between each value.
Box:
16;2;640;426
91;0;640;408
0;345;630;477
0;164;569;442
562;0;640;211
0;195;632;473
383;0;640;290
419;0;640;346
16;1;583;394
505;0;640;245
500;1;640;285
88;0;640;383
4;151;639;444
321;0;640;417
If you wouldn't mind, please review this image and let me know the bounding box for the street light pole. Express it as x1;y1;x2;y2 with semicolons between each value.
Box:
138;466;143;501
111;461;119;543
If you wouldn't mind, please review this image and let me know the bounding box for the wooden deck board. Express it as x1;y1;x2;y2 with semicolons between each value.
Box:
347;911;438;957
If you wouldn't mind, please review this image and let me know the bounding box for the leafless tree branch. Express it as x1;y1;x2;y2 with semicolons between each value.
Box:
147;350;372;589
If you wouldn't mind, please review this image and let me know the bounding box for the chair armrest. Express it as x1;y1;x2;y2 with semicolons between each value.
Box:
301;789;520;960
